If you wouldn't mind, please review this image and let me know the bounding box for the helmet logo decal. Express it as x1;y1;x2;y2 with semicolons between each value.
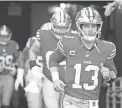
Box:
85;7;95;19
1;25;8;35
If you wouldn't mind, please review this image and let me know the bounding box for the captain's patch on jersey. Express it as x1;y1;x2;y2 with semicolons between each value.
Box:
69;50;76;56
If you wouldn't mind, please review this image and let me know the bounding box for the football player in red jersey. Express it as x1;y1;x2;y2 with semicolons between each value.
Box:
25;30;44;108
49;7;117;108
29;10;72;108
15;29;44;108
0;25;24;108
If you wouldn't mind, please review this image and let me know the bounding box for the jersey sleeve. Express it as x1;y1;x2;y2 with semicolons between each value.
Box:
25;37;38;49
22;47;29;60
104;42;117;81
107;42;116;60
49;38;66;68
12;41;20;62
16;42;19;50
26;38;31;48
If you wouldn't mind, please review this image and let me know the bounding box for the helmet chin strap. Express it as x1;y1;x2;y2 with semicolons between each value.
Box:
52;30;61;40
51;27;70;40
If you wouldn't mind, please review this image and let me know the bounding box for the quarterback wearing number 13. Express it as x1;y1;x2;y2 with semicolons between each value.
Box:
49;7;117;108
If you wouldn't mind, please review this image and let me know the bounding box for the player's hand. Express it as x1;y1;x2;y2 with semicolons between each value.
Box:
54;79;66;92
15;78;24;91
100;63;111;81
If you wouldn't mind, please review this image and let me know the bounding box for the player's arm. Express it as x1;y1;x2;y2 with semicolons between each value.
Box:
22;47;29;62
15;38;32;80
102;43;117;83
22;38;31;62
14;48;25;91
104;58;117;83
49;39;66;91
29;39;45;79
29;39;40;68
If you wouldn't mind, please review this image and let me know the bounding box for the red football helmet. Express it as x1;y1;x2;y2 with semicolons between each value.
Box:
0;25;12;44
50;10;72;39
75;7;103;42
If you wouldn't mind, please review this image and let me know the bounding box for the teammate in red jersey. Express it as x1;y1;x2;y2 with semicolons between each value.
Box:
49;7;117;108
29;10;72;108
0;25;23;108
15;29;44;108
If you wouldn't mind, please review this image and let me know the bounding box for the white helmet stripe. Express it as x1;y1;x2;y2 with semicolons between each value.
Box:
88;7;95;18
61;11;64;24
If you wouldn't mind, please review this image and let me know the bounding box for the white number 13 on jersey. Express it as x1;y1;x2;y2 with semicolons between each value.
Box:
72;64;99;90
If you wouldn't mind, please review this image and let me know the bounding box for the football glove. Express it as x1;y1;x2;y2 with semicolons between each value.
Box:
15;68;24;91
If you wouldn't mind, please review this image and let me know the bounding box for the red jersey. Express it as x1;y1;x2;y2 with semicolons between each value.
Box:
39;30;66;81
50;33;117;100
0;40;19;72
26;37;38;49
23;37;39;59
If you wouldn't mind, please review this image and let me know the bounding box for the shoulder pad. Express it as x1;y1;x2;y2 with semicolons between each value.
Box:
11;40;19;50
101;40;116;59
32;37;38;40
41;22;52;30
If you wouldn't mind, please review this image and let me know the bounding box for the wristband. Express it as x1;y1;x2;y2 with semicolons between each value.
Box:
51;72;59;82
